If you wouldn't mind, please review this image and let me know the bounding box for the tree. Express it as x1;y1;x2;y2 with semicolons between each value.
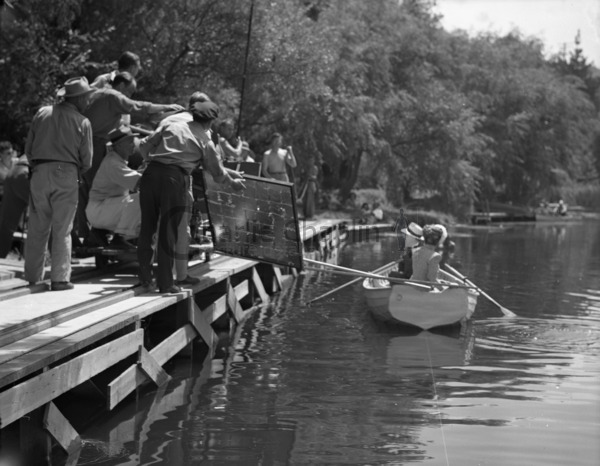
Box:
0;0;96;144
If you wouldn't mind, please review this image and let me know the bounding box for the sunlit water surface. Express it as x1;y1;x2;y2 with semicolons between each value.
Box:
78;220;600;465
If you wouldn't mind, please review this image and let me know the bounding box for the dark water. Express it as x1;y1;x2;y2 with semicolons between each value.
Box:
78;220;600;466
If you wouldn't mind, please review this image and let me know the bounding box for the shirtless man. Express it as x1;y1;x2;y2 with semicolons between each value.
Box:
261;132;297;182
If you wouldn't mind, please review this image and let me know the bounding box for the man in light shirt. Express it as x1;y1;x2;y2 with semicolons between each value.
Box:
137;97;245;294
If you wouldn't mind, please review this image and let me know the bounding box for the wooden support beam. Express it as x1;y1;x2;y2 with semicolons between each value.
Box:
189;300;218;356
20;406;50;466
43;402;81;455
0;329;142;428
252;268;269;303
107;324;197;410
64;449;82;466
226;281;244;323
273;266;283;290
138;347;171;387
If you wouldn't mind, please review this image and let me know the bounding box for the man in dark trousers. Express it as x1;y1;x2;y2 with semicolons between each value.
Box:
24;77;94;290
137;98;245;293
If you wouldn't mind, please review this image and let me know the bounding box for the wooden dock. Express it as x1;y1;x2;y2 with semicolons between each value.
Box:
0;219;347;464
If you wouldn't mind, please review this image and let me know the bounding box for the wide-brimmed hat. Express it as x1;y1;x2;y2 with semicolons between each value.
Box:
190;101;219;120
57;77;94;98
403;222;423;241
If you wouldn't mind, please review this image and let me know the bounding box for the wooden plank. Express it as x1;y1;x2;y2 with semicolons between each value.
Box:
0;294;184;390
202;295;228;324
0;294;157;366
0;329;142;427
189;301;217;356
138;347;171;387
107;324;197;410
0;278;26;292
209;257;258;275
0;286;137;348
234;280;249;301
252;268;269;303
43;402;81;454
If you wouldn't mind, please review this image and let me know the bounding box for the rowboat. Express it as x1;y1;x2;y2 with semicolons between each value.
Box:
362;265;478;330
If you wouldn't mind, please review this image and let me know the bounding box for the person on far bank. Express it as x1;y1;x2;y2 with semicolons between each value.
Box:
24;77;94;290
261;132;297;182
302;157;318;219
217;118;243;162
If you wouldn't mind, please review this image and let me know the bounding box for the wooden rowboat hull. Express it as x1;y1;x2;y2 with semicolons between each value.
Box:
363;271;478;330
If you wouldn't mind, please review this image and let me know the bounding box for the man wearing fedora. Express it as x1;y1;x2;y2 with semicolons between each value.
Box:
85;125;142;249
137;98;246;294
24;76;94;290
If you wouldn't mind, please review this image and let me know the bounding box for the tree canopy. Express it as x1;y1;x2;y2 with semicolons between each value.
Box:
1;0;598;215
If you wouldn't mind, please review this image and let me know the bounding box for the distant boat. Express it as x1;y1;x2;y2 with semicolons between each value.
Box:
362;265;478;330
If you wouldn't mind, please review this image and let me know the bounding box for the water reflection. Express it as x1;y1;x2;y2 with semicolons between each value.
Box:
77;220;600;466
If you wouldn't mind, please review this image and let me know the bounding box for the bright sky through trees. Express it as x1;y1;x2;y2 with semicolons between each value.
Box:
433;0;600;65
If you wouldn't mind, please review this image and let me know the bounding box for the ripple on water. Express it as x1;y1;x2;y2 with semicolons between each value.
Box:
432;316;600;466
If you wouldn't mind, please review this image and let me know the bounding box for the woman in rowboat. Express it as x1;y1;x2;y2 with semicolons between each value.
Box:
410;224;447;286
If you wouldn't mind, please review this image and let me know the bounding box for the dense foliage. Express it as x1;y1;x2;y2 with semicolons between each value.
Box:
1;0;599;215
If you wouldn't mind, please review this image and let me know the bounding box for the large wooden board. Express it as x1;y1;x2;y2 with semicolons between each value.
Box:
223;161;262;177
203;174;303;270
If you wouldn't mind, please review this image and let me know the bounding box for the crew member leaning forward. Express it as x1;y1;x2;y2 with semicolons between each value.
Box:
137;100;245;294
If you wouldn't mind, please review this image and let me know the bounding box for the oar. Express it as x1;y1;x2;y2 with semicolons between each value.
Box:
443;264;516;317
303;258;476;290
307;261;396;304
304;265;431;290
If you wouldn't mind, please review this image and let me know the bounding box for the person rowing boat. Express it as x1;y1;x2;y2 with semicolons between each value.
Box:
410;224;447;288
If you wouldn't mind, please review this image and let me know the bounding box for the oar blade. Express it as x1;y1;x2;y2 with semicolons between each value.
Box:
500;307;517;318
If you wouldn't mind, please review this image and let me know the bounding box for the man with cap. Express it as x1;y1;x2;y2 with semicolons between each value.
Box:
24;77;94;290
156;92;245;287
138;97;246;294
85;125;143;249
